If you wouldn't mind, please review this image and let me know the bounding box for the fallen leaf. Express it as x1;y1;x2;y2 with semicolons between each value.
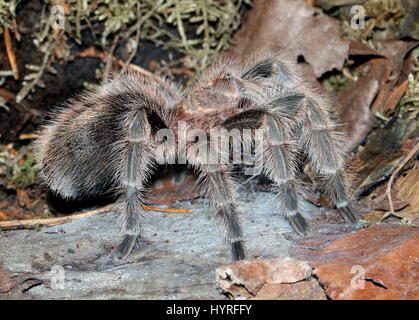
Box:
147;171;200;205
0;212;8;221
371;193;410;212
0;270;16;293
334;74;378;151
216;257;326;299
16;189;31;209
348;40;380;57
400;0;419;40
352;117;411;196
379;80;409;113
369;41;418;113
225;0;350;77
354;150;404;196
293;224;419;299
314;0;368;10
0;200;9;210
393;168;419;221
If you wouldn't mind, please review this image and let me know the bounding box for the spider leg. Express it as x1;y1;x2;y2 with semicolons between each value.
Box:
301;97;361;224
190;142;245;261
241;57;300;90
36;73;179;260
116;107;155;259
263;113;309;234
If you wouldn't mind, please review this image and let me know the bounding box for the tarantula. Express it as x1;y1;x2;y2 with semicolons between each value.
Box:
36;52;360;261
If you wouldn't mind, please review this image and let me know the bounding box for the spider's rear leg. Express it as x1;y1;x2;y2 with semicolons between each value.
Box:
263;113;309;235
195;164;245;261
242;57;299;90
116;108;155;259
301;98;361;226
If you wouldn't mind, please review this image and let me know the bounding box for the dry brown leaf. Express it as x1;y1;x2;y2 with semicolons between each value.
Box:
394;168;419;221
315;0;368;10
147;172;200;205
334;74;378;151
379;80;409;113
371;193;410;212
400;0;419;40
293;224;419;299
0;200;9;210
0;212;8;221
225;0;350;77
369;41;418;113
216;258;326;300
16;189;30;209
0;270;16;293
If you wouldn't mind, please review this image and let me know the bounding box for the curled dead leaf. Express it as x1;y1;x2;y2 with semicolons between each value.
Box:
293;224;419;299
225;0;350;77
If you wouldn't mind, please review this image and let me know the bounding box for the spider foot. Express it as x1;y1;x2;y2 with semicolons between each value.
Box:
116;234;144;260
287;213;309;235
338;205;363;228
231;241;246;261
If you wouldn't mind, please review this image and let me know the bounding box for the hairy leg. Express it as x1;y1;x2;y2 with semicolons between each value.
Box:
116;108;155;258
300;96;360;224
194;162;245;260
263;113;309;234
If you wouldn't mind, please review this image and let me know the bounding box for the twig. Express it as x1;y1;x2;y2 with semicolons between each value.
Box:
119;61;160;81
18;133;41;140
3;26;19;80
175;0;190;54
72;47;160;81
201;0;210;68
16;41;52;103
143;205;191;214
0;88;41;117
380;142;419;222
0;204;191;231
120;3;141;74
0;205;112;231
103;35;120;83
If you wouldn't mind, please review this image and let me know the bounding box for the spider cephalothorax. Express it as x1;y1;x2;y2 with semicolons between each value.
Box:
36;52;360;261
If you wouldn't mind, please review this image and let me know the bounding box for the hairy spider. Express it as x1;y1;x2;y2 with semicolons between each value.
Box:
36;52;360;261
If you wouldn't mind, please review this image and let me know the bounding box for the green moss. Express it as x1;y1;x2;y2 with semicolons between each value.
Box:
40;0;250;71
342;0;405;41
0;0;20;31
0;145;40;190
320;67;360;92
1;0;250;102
401;48;419;107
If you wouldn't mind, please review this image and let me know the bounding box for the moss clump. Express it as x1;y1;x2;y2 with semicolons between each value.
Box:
2;0;250;103
320;66;361;92
401;48;419;107
342;0;405;41
0;145;40;190
0;0;20;31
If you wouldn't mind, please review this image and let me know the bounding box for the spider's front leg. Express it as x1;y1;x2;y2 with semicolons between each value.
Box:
199;166;245;260
262;113;309;234
188;135;245;261
300;96;361;225
115;108;156;259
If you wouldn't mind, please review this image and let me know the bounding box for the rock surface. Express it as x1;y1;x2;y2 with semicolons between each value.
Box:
293;224;419;299
216;257;326;300
2;190;416;300
0;192;321;299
